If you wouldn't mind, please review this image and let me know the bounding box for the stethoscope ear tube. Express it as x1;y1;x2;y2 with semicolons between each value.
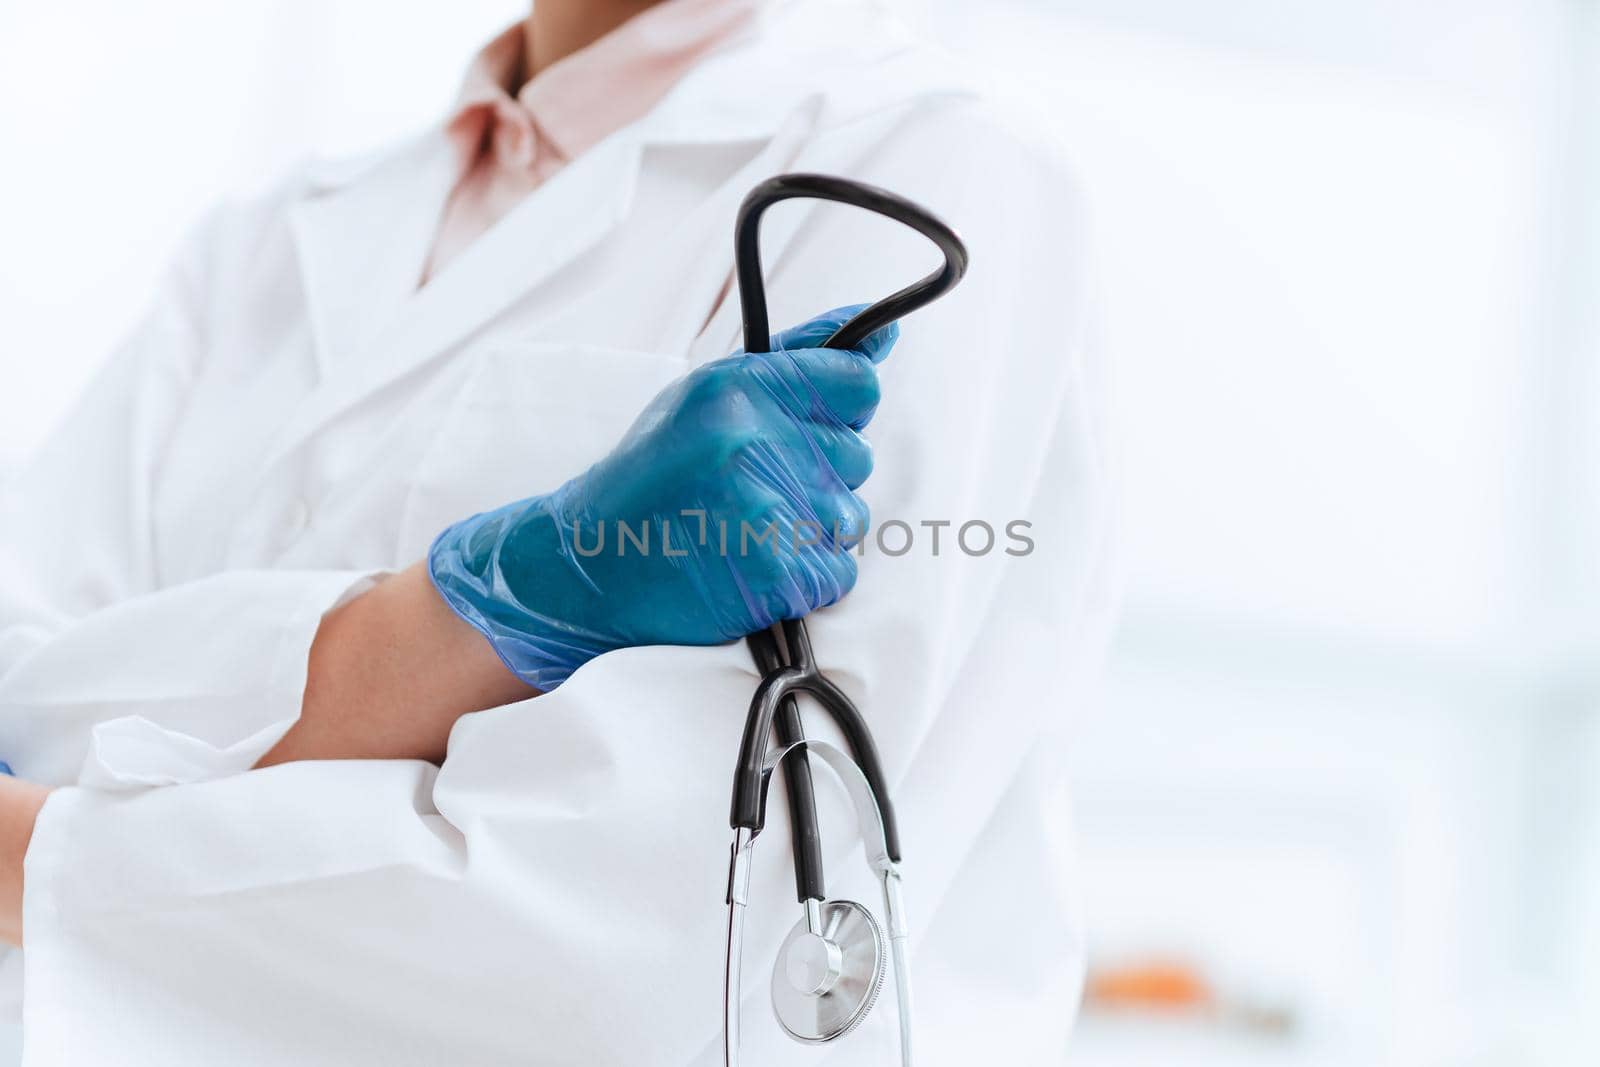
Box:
734;173;970;357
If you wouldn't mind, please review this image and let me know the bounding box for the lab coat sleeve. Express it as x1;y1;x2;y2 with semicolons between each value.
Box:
0;213;377;790
17;101;1111;1067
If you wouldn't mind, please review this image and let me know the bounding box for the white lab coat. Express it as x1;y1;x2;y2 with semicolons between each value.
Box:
0;2;1112;1063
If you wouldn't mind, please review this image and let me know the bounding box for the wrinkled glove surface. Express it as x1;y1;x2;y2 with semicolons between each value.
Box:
429;306;898;691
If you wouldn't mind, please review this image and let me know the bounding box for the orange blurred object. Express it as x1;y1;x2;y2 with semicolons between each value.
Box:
1086;961;1215;1010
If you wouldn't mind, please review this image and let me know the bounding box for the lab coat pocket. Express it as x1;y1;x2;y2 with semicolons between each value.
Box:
397;341;687;561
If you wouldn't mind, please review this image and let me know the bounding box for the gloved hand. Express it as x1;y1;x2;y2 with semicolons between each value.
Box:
428;306;899;691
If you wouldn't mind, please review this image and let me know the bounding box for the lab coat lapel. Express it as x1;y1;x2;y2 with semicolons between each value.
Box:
267;133;645;469
286;132;458;380
266;0;947;471
390;134;645;373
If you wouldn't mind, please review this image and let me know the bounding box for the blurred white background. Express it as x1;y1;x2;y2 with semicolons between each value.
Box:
2;1;1597;1064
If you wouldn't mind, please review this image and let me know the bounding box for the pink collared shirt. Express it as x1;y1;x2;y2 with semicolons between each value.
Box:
423;0;758;284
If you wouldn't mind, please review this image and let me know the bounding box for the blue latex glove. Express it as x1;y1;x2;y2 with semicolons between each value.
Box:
429;306;899;691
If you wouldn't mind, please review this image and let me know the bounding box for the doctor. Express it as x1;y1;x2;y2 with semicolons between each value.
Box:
0;0;1110;1063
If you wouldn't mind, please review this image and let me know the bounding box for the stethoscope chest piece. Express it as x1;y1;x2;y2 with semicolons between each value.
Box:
771;900;887;1044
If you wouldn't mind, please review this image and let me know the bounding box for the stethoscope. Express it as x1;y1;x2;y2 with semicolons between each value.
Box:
723;174;969;1066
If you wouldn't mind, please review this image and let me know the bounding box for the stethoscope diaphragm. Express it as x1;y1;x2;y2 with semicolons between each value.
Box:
771;899;887;1044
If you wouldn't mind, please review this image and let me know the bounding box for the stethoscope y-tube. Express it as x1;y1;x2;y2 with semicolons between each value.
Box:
724;173;969;1065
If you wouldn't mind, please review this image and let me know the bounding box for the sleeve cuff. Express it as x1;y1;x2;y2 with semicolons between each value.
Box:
79;569;385;787
0;569;384;790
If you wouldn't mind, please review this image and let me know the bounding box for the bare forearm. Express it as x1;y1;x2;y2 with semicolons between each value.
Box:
258;562;537;767
0;776;50;946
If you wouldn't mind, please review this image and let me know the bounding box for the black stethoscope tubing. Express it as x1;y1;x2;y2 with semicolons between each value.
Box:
729;173;969;906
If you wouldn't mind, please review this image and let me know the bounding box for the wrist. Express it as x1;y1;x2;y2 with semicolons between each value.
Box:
259;562;537;768
429;497;612;692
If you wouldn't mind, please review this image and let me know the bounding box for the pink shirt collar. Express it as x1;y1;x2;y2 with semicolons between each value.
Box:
446;1;760;172
424;1;758;282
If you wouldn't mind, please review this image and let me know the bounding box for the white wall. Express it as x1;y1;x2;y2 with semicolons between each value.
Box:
3;1;1598;1064
915;2;1600;1064
0;0;523;467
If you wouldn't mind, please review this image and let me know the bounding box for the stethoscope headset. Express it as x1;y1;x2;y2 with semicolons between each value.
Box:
723;174;968;1066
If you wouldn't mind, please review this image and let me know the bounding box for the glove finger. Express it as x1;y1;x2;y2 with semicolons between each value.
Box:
750;346;882;430
802;419;874;490
729;493;855;626
800;485;870;553
766;304;864;350
768;305;901;366
792;535;860;618
755;499;865;622
736;438;870;546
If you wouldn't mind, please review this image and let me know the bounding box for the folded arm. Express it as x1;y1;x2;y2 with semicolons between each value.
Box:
257;563;535;767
